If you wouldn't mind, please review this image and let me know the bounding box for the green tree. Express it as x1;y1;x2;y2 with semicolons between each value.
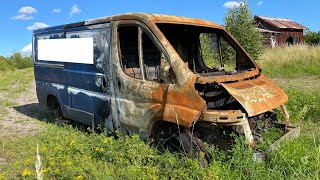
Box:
304;31;320;45
8;52;33;69
224;0;262;60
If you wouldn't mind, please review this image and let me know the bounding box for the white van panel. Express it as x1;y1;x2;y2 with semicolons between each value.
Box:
38;38;93;64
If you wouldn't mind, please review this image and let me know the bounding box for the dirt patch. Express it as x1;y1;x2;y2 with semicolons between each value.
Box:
0;81;44;138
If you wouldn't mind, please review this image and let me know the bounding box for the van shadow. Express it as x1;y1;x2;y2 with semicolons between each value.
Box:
14;103;56;122
13;103;92;132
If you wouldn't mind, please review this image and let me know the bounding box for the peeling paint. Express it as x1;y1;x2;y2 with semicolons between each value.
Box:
68;86;109;101
51;83;65;90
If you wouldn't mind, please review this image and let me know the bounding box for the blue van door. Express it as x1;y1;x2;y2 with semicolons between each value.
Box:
64;24;112;127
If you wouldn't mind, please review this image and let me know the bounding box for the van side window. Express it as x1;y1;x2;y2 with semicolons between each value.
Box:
118;26;142;79
66;29;108;72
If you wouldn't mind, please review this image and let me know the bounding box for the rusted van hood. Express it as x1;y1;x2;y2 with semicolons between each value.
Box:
220;75;288;117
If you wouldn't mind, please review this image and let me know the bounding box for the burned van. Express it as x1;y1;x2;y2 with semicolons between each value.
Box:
33;13;295;160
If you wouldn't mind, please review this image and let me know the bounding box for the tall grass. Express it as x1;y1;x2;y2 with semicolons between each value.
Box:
257;45;320;78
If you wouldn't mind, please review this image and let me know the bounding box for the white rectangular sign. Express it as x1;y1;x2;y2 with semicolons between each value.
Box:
38;38;93;64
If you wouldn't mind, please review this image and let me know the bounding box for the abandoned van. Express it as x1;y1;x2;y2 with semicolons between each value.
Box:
33;13;293;160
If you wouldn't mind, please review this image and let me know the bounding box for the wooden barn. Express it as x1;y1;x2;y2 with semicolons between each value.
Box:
254;16;307;48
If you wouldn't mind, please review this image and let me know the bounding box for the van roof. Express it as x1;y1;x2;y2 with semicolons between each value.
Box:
34;13;223;33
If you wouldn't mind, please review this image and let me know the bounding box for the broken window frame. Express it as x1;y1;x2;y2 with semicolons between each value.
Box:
157;24;256;73
115;20;174;83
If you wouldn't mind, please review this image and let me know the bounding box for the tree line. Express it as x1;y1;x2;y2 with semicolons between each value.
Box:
0;52;33;72
304;31;320;45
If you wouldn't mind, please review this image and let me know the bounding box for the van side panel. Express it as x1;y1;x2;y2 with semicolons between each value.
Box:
33;24;112;129
64;26;111;126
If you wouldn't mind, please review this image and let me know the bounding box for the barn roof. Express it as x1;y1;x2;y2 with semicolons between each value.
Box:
255;16;307;30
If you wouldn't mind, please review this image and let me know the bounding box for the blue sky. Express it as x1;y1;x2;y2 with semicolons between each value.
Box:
1;0;319;56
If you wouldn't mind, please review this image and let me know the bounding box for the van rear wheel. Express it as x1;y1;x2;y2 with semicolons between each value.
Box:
47;95;69;124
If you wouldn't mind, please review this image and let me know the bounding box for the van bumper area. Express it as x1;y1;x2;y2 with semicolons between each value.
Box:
199;109;255;145
199;105;300;148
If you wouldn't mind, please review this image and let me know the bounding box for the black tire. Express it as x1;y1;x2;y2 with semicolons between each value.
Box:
54;105;64;119
165;131;212;164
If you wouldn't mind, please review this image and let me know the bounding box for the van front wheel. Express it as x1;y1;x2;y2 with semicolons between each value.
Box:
164;131;212;165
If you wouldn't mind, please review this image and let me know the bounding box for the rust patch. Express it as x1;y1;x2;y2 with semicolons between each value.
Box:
162;75;206;127
196;69;260;84
220;75;288;117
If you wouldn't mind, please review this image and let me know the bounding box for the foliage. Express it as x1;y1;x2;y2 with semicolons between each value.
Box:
285;88;320;124
257;45;320;78
224;0;263;60
0;52;33;72
200;33;236;70
200;33;220;68
304;31;320;45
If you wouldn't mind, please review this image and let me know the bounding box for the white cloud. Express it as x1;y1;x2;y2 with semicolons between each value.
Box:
69;5;81;17
11;6;37;20
52;8;62;14
20;43;32;57
18;6;37;14
11;14;34;20
223;1;243;9
257;1;263;6
27;22;49;31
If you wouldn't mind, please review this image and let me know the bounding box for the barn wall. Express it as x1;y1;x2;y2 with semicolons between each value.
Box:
277;29;304;46
256;19;304;47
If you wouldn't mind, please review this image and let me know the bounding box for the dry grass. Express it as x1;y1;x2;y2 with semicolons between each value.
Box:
257;45;320;78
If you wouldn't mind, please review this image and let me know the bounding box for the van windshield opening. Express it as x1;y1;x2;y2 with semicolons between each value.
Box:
157;24;256;76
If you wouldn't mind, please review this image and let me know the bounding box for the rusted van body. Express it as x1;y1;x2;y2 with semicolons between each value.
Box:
33;13;289;154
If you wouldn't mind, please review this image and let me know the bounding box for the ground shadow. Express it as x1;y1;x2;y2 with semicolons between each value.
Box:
14;103;99;133
14;103;55;122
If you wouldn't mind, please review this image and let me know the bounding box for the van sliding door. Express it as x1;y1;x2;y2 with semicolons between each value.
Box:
64;24;111;127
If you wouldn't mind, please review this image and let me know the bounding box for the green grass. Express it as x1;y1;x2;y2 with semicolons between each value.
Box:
257;45;320;78
0;68;34;112
0;124;319;179
0;68;34;96
1;46;320;179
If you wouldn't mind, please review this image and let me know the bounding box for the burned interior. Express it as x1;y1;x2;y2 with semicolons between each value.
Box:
118;25;175;83
157;24;256;74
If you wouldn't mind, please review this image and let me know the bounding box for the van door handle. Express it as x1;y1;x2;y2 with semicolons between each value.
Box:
99;75;108;92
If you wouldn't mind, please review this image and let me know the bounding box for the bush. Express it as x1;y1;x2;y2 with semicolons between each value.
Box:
0;56;12;71
304;31;320;45
0;52;33;72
